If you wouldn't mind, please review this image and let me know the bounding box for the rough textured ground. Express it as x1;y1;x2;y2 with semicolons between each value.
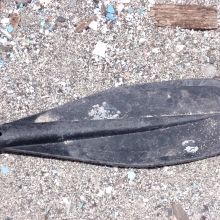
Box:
0;0;220;219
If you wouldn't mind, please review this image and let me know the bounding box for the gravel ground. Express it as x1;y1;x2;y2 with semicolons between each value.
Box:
0;0;220;219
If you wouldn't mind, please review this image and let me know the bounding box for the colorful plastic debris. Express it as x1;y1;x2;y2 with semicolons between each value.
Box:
78;202;83;209
41;20;45;27
51;169;58;173
128;171;136;180
107;5;115;14
49;24;56;31
0;28;12;39
10;53;14;58
128;8;133;13
67;200;72;215
106;13;116;21
1;166;10;174
7;25;14;33
9;13;21;36
0;60;5;68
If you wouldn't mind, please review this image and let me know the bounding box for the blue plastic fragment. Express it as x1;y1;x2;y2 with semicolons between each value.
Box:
193;184;198;189
107;5;115;14
106;13;116;21
128;171;136;180
51;169;58;173
140;8;145;14
78;203;83;209
128;8;133;13
177;65;184;71
7;25;14;33
67;200;72;215
19;3;24;8
10;53;14;58
1;166;10;174
49;24;55;31
41;20;45;27
0;60;4;68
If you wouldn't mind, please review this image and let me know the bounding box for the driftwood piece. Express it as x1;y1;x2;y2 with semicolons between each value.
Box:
75;16;98;33
171;202;189;220
9;13;21;36
149;4;218;30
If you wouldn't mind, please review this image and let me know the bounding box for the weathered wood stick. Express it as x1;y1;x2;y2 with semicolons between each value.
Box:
149;4;218;29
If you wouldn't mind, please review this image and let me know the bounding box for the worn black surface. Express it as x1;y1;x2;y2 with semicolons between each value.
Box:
1;79;220;167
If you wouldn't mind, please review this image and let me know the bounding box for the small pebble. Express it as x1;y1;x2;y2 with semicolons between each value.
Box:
176;45;185;52
152;48;159;53
69;0;77;8
1;18;10;25
89;20;98;31
209;57;216;64
106;186;113;194
203;64;217;78
92;41;107;57
47;17;53;22
139;38;145;44
56;16;66;23
117;4;124;12
63;197;69;204
167;208;173;217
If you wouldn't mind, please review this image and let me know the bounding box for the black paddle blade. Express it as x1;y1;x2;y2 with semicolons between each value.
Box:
1;79;220;168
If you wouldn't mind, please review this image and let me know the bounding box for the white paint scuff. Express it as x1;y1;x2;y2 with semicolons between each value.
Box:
34;112;60;123
184;146;199;153
182;140;199;153
88;102;121;120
